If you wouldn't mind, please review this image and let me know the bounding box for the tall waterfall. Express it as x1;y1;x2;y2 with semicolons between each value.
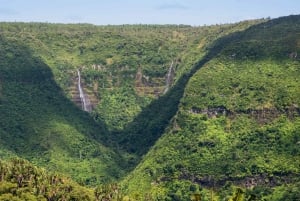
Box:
164;60;175;94
77;69;92;112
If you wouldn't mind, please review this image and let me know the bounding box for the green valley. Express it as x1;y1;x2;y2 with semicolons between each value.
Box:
0;15;299;200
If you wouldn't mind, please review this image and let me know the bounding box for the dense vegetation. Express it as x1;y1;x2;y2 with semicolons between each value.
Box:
0;20;261;132
0;35;125;185
121;15;300;200
0;158;139;200
0;158;95;200
0;15;299;200
0;19;262;170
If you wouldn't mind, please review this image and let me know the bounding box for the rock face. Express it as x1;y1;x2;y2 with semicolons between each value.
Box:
134;67;165;97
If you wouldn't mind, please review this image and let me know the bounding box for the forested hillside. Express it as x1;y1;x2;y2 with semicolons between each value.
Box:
121;15;300;200
0;19;261;176
0;20;261;132
0;34;127;185
0;15;299;200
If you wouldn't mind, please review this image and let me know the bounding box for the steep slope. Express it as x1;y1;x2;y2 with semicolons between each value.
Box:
121;15;300;200
0;20;266;190
2;16;299;200
0;21;264;169
0;22;262;133
115;20;263;156
0;35;125;185
0;23;205;132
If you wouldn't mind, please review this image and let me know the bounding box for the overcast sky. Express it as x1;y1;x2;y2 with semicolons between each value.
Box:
0;0;299;25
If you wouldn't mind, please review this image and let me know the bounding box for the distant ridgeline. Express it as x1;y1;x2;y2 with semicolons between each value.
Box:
0;15;300;200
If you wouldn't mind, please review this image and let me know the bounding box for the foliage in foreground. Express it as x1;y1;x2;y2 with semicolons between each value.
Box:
0;158;94;200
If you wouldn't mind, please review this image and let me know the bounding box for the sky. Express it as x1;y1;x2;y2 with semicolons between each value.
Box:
0;0;299;26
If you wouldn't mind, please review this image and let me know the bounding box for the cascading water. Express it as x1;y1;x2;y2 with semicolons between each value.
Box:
77;69;92;112
164;60;175;94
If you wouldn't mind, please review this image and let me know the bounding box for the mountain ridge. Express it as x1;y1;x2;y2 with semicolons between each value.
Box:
120;15;300;200
0;15;299;200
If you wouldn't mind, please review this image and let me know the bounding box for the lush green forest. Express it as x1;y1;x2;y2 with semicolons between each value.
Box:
121;15;300;200
0;15;299;200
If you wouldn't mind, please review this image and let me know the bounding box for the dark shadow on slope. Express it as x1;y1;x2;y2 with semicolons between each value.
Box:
215;15;300;62
0;35;127;183
116;15;300;157
0;35;108;143
115;30;240;156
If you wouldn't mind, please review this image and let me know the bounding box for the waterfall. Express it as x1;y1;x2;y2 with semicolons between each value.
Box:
77;69;92;112
164;60;174;94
